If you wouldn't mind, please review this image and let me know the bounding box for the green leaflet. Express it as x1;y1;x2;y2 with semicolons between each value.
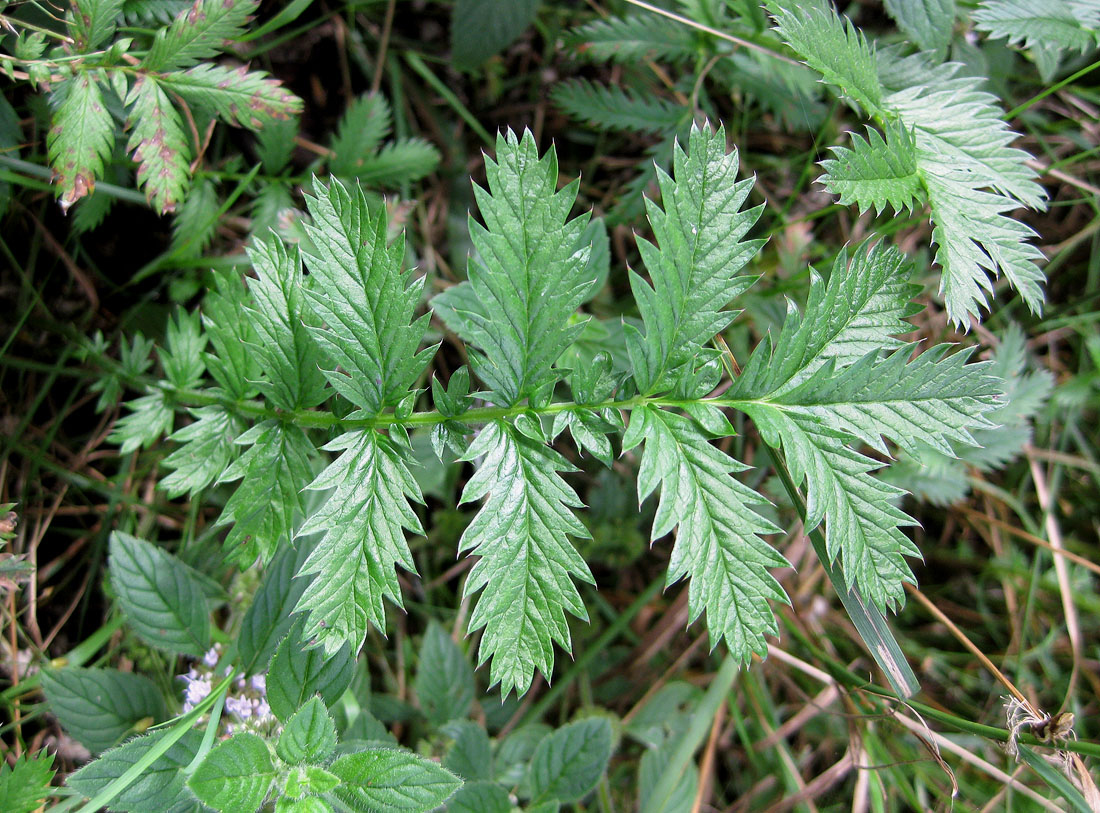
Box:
142;0;258;72
294;430;423;654
301;178;435;415
458;421;594;697
623;404;788;661
819;121;923;216
431;129;594;407
626;123;763;394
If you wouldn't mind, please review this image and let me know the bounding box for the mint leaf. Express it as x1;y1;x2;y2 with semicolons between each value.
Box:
329;749;462;811
40;667;165;754
188;732;276;812
528;718;613;805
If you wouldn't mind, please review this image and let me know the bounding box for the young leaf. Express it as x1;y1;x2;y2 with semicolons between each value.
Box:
125;76;191;214
170;175;219;258
451;0;540;69
40;667;166;754
108;531;212;656
48;73;116;212
623;405;788;661
626;122;764;394
188;732;276;812
277;697;338;765
458;421;594;697
300;177;435;415
551;79;688;134
70;0;126;51
265;621;355;722
431;129;593;407
329;94;392;176
158;64;301;130
143;0;258;72
346;140;441;188
819;121;923;216
528;718;613;805
414;621;476;725
68;729;204;812
293;430;423;654
0;751;55;813
328;749;462;811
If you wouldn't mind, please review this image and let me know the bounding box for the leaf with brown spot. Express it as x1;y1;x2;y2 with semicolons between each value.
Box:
47;74;116;212
125;76;191;214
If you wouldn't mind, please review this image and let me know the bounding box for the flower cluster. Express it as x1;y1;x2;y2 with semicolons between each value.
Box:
179;645;279;736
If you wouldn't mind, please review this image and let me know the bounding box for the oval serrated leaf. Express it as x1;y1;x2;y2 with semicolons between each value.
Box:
445;780;512;813
188;732;276;812
40;667;166;755
329;748;461;812
238;540;313;675
266;621;355;723
528;718;613;805
108;531;211;656
67;728;204;812
413;621;475;725
277;696;337;765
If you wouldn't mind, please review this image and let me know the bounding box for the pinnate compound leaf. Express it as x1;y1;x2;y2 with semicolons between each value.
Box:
40;667;166;754
217;420;314;565
459;421;594;697
301;178;435;415
0;751;55;813
528;718;613;805
451;0;540;69
159;64;301;130
432;129;593;407
125;76;191;214
48;74;115;212
564;12;698;63
765;0;885;115
68;728;203;812
623;406;788;661
819;122;923;215
329;93;392;175
70;0;126;50
329;749;462;811
143;0;257;72
188;732;276;812
266;621;355;722
294;430;423;654
627;123;764;394
551;79;687;134
277;697;338;765
108;531;211;656
414;621;475;725
349;139;441;188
